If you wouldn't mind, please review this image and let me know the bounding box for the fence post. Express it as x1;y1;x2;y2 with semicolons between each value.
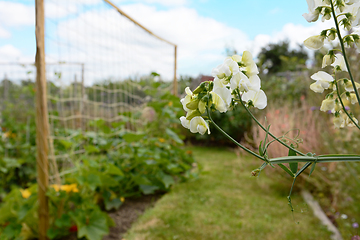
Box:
35;0;50;239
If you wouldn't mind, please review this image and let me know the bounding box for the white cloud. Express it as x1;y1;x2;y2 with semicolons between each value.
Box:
0;1;34;26
0;26;11;38
0;44;34;62
0;44;22;60
120;4;250;76
136;0;187;7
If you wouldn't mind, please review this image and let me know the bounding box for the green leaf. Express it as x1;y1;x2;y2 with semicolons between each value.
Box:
77;210;109;240
55;213;72;228
139;185;159;195
288;144;298;174
86;173;102;191
259;141;264;156
2;222;22;238
84;144;100;154
59;140;73;149
122;132;145;143
165;128;183;144
104;198;123;211
106;164;124;176
278;164;295;177
309;162;316;177
160;174;175;189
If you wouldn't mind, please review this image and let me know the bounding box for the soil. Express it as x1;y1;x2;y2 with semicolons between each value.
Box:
102;194;163;240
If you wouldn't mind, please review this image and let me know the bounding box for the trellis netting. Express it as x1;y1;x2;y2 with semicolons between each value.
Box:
1;0;176;184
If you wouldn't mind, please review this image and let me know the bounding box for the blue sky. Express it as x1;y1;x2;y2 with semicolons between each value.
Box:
0;0;327;80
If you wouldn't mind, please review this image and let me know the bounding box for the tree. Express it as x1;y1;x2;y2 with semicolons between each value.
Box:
257;40;308;74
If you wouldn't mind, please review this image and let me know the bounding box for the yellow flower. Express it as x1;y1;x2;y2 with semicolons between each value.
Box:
20;189;31;199
61;184;79;193
51;184;79;193
120;197;125;202
168;101;173;107
158;138;166;143
51;184;61;192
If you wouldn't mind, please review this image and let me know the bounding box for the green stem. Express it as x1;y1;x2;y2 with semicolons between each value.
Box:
330;0;360;107
207;108;266;161
269;155;360;164
237;91;306;156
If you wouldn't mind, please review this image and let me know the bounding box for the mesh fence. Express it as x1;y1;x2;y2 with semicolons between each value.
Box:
1;0;176;184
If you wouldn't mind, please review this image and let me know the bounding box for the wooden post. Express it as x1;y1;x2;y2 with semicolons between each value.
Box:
173;45;178;96
35;0;50;239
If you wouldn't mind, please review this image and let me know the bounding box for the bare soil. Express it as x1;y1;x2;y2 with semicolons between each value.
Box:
102;194;162;240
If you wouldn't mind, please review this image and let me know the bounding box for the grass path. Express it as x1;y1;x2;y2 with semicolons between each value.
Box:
124;147;332;240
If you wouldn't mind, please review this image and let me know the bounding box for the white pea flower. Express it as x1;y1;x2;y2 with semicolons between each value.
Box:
348;93;358;104
320;98;336;112
211;58;239;81
331;53;348;72
210;89;231;113
211;63;231;80
248;75;261;91
346;0;360;4
180;87;193;112
303;0;328;22
333;115;345;128
180;116;190;129
241;90;267;110
345;81;360;91
230;72;250;92
310;71;334;93
241;51;259;76
334;112;359;128
304;35;325;50
213;87;232;108
345;115;359;127
189;116;210;135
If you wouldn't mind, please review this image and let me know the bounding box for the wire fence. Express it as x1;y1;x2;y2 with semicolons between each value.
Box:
1;0;177;237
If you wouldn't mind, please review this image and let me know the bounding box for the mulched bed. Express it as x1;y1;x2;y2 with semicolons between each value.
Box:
103;194;163;240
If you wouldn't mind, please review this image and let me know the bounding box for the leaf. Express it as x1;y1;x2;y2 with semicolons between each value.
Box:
309;162;316;177
278;164;295;177
122;132;145;143
259;141;264;156
104;198;123;211
2;222;22;238
139;185;159;195
106;164;124;176
84;145;100;154
55;213;72;228
59;140;73;149
288;144;298;174
77;210;109;240
86;173;102;191
165;128;183;144
160;174;175;189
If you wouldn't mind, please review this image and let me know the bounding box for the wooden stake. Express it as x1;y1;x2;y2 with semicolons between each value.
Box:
35;0;50;239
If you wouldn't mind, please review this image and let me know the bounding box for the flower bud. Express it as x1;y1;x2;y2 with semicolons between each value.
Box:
322;54;335;68
186;109;201;120
193;82;206;94
186;98;200;110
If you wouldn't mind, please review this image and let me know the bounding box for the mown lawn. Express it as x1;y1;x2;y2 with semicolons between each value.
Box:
124;146;332;240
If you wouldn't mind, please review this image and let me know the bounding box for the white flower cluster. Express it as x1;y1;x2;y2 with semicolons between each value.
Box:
303;0;360;50
304;0;360;128
179;51;267;135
